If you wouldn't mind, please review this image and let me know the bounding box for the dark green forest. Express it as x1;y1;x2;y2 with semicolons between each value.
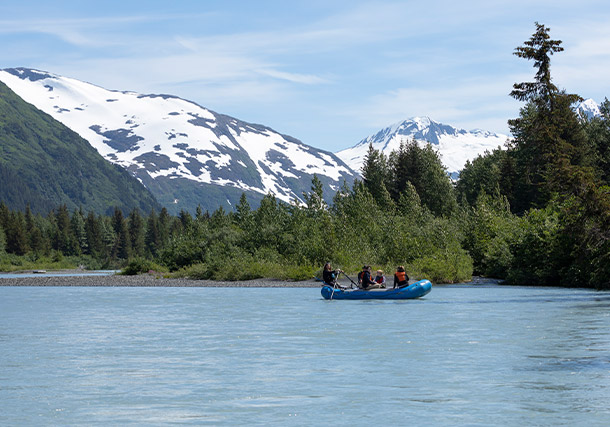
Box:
1;24;609;289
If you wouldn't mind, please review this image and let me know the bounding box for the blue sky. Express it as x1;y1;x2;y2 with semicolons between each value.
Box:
2;0;610;152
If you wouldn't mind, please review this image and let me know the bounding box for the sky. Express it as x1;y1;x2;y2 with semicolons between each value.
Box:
1;0;610;152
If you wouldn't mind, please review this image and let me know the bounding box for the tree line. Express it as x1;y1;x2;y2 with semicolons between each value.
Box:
1;23;609;289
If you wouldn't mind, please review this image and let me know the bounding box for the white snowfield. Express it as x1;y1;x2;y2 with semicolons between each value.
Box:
0;68;353;204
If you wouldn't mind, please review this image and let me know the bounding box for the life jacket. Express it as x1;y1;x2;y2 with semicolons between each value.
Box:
375;275;384;284
395;271;407;283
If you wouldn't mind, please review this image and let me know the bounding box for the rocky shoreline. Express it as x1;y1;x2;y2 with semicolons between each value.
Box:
0;273;320;287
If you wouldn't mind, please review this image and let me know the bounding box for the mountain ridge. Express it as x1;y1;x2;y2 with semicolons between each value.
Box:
0;67;355;214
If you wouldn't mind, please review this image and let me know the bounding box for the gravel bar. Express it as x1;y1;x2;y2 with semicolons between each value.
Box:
0;274;320;287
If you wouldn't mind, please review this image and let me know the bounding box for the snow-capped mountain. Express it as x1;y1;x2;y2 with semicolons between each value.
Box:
338;99;602;177
336;116;509;176
0;68;355;213
576;98;602;119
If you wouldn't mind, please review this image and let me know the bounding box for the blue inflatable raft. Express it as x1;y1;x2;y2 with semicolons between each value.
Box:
321;279;432;300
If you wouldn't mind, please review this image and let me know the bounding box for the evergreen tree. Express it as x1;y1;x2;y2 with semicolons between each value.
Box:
455;148;506;207
397;181;423;218
0;202;9;230
158;207;172;249
507;22;591;212
361;143;394;210
71;208;87;255
54;204;77;255
584;98;610;185
85;211;104;257
390;139;457;216
253;193;287;250
24;204;46;254
302;174;327;213
128;208;146;257
0;223;5;253
24;205;34;234
210;206;228;228
100;216;116;259
6;211;28;255
145;208;160;257
111;207;131;260
235;192;252;228
178;209;193;230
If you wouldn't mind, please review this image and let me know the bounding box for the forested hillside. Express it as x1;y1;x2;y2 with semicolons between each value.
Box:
0;81;160;215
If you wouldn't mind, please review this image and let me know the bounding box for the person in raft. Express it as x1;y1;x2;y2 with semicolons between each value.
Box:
357;265;367;286
393;266;409;288
361;266;382;290
322;262;343;287
374;270;386;288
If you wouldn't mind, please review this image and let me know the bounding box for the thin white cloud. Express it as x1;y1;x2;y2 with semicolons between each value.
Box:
255;69;329;85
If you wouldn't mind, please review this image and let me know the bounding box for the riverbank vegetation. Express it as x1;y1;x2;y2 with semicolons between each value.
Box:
1;24;608;289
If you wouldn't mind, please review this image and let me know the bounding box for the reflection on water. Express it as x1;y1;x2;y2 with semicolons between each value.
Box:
0;285;608;426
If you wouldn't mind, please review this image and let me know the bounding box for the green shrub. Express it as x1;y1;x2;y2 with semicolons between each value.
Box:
409;245;473;284
121;257;167;275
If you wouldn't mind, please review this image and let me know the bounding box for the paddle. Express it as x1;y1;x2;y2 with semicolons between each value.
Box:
340;271;359;289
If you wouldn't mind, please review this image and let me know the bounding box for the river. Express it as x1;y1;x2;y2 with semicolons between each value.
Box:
0;284;608;425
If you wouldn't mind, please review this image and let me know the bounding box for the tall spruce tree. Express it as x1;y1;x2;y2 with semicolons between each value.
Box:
158;207;172;250
54;204;77;255
0;223;5;253
235;193;252;227
145;208;160;257
128;208;146;257
85;211;104;258
361;143;394;210
111;207;131;260
508;22;590;213
6;211;28;255
71;208;87;255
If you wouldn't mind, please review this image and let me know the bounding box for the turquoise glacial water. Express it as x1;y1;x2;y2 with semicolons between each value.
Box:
0;285;609;426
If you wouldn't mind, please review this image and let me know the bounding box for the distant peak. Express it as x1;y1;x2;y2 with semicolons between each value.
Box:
576;98;601;119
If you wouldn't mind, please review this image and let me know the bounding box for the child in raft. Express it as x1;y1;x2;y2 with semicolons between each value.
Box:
360;266;382;290
374;270;386;288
